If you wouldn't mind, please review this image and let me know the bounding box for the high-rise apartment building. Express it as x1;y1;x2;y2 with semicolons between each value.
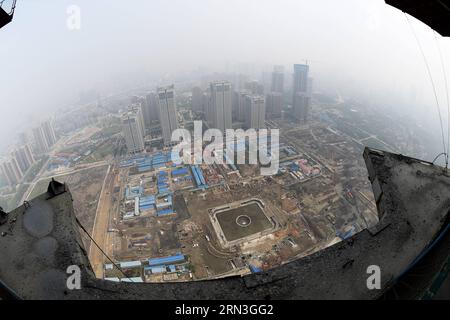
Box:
1;158;23;186
209;81;233;132
271;65;284;93
41;120;57;147
266;92;283;117
293;64;309;93
128;104;145;138
32;126;49;154
157;85;178;146
235;90;250;123
121;108;145;154
145;92;159;126
204;87;214;126
191;87;203;112
244;95;266;130
307;77;313;97
293;93;311;123
293;64;311;123
32;120;57;154
132;97;148;134
12;144;35;173
232;91;240;122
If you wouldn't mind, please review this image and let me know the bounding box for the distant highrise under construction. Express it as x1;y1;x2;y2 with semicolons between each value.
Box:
292;64;311;123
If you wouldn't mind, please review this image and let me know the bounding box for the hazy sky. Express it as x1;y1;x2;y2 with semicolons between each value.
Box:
1;0;449;152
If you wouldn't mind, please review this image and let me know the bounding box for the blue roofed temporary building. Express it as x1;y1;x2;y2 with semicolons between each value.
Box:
336;225;356;240
172;167;189;176
148;253;185;267
155;193;174;216
249;265;263;273
158;186;170;195
140;195;156;204
156;209;174;216
137;158;152;172
156;170;171;194
156;201;171;209
139;195;156;210
152;162;165;169
168;265;177;272
139;204;154;211
152;153;168;169
191;165;207;188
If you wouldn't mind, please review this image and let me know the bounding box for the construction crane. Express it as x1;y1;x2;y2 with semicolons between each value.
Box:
0;0;16;29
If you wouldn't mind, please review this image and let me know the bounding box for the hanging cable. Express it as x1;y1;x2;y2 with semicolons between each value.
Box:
433;30;450;169
404;13;447;163
432;152;447;164
76;218;135;282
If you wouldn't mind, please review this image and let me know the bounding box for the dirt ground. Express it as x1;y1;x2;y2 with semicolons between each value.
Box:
216;203;272;241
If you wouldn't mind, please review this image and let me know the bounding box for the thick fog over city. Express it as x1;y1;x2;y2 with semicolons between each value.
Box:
1;0;450;299
1;0;449;151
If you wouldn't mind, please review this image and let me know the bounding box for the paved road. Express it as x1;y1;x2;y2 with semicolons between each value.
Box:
20;156;52;203
88;164;114;278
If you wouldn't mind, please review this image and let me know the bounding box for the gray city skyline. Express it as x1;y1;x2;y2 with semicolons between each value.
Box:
1;0;449;153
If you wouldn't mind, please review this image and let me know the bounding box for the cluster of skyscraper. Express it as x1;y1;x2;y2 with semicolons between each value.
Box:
193;63;312;130
1;120;57;187
32;120;57;154
121;64;312;154
122;85;178;153
1;144;35;186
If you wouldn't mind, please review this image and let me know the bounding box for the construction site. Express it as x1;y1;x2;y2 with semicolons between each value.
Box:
91;121;379;283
